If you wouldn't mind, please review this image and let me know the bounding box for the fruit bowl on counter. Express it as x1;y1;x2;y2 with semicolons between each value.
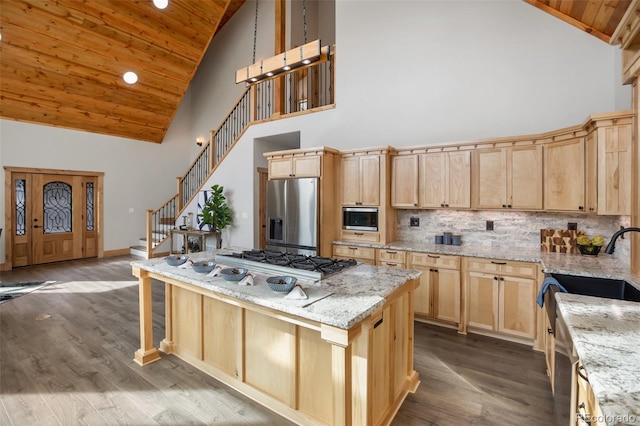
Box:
576;234;604;257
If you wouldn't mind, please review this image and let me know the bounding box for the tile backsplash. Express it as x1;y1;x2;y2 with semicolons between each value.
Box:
397;210;631;259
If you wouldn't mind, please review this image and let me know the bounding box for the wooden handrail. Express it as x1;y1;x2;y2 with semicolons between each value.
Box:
146;48;336;257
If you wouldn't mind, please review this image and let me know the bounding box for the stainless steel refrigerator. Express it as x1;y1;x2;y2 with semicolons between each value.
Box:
266;178;318;256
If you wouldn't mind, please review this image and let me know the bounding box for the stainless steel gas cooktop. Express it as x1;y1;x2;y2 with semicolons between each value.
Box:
215;249;358;282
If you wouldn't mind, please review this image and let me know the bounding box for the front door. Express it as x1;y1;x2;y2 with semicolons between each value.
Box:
9;170;99;267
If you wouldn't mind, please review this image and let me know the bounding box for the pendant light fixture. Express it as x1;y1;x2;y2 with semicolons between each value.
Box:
235;0;323;84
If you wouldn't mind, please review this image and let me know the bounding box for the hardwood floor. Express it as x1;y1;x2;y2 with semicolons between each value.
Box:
0;256;557;425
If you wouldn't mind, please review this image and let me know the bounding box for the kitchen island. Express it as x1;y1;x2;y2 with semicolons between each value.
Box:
131;250;421;426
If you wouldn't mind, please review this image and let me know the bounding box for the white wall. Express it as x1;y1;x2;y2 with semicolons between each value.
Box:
0;91;193;262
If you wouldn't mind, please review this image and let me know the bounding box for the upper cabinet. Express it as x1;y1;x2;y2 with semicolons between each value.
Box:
391;150;471;209
268;154;321;179
341;153;381;206
544;137;586;212
585;117;633;215
474;144;542;210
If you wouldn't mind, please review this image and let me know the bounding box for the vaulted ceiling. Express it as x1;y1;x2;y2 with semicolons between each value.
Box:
0;0;245;143
0;0;631;144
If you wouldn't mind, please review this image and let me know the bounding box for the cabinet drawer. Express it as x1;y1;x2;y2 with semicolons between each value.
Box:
408;252;460;269
465;257;538;279
333;245;376;260
341;230;380;242
377;249;406;264
376;260;405;268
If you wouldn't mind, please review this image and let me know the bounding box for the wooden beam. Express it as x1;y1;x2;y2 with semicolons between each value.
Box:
274;0;286;115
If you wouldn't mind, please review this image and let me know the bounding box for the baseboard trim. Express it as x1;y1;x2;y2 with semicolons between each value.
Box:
104;248;132;257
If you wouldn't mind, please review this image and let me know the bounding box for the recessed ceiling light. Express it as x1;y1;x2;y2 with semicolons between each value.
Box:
153;0;168;9
123;71;138;84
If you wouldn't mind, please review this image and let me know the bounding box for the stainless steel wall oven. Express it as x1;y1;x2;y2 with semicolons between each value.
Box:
342;207;378;231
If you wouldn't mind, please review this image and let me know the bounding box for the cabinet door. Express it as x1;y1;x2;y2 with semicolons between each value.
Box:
412;266;432;316
360;155;380;206
446;151;471;209
544;138;585;212
341;156;360;205
292;156;320;177
391;155;419;207
269;158;294;179
498;276;536;339
420;153;446;208
466;271;498;331
509;145;542;210
475;148;507;209
544;313;556;394
434;268;461;323
597;124;632;215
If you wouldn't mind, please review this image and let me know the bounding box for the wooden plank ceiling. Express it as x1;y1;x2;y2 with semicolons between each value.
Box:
0;0;245;143
524;0;632;43
0;1;631;144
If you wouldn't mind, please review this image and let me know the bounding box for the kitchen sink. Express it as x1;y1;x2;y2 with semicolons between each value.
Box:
551;274;640;302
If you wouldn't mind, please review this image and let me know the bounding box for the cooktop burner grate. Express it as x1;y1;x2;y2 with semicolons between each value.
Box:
218;250;358;280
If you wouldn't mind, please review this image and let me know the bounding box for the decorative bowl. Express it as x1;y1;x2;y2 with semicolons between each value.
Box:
266;276;297;293
220;268;248;282
192;260;216;274
165;255;188;266
578;244;601;256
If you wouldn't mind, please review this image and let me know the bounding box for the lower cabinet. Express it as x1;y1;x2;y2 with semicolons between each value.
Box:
576;362;605;426
332;244;376;265
376;248;406;267
408;252;461;326
464;257;538;340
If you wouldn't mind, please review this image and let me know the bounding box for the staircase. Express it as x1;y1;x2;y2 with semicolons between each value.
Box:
131;45;335;258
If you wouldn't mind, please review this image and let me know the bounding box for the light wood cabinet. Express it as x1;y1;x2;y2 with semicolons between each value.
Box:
341;153;380;206
391;155;419;208
268;155;320;179
376;249;406;268
339;230;380;243
409;252;461;326
474;144;542;210
391;151;471;209
585;122;633;215
575;362;605;426
333;244;376;265
464;257;538;340
544;138;586;212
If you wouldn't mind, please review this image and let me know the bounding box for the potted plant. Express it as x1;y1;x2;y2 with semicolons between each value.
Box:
197;184;233;249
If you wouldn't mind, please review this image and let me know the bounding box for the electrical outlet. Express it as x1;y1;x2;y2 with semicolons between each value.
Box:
410;217;419;227
486;220;494;231
568;222;577;231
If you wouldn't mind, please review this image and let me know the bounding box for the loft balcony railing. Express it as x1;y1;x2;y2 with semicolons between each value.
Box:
146;46;334;257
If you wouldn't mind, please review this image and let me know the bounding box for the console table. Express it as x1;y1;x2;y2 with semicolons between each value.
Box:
169;229;212;254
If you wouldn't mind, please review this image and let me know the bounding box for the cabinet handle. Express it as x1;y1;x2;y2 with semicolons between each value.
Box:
385;262;397;266
578;365;589;383
491;261;507;265
578;206;584;210
433;268;439;273
502;204;507;208
445;204;449;207
547;327;553;334
386;251;397;254
427;254;440;258
289;173;295;177
499;277;504;281
507;204;512;208
348;247;358;251
374;315;384;329
494;276;498;281
354;232;364;236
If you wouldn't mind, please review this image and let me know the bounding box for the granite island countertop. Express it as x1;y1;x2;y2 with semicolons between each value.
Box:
556;293;640;425
131;250;421;330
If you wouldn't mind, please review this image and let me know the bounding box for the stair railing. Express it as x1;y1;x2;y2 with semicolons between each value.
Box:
146;45;334;257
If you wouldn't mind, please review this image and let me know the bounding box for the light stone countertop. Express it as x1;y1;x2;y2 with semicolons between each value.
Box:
333;240;640;290
335;239;640;424
131;250;421;330
556;293;640;425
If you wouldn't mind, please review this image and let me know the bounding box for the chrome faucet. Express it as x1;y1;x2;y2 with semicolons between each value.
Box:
604;227;640;254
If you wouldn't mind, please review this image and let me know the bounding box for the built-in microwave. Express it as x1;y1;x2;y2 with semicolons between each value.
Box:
342;207;378;231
